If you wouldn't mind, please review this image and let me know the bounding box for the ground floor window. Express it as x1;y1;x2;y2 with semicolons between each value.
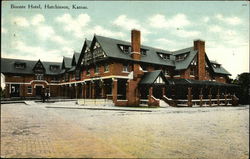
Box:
27;86;32;94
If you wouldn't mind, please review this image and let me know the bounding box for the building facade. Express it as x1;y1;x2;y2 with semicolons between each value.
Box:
1;30;237;106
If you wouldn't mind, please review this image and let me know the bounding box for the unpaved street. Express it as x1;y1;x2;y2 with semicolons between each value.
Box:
1;102;249;158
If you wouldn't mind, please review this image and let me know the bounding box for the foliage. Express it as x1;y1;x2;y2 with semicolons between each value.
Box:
233;73;250;104
0;87;6;99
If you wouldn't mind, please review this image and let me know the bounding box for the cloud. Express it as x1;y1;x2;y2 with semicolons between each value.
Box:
203;17;210;23
1;27;7;34
55;13;91;38
31;14;45;25
112;15;150;42
149;13;191;29
36;25;68;44
8;40;72;62
12;17;30;27
87;25;125;38
215;14;242;25
172;29;200;38
208;25;222;32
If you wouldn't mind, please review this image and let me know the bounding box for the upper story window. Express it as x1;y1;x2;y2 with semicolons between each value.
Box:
94;65;99;74
93;42;101;49
141;49;147;56
122;64;130;72
212;64;220;68
176;53;188;61
65;73;69;81
162;69;170;77
75;69;81;80
104;63;109;72
190;58;197;66
190;67;196;76
36;74;44;80
119;45;130;54
86;68;90;75
14;62;26;69
157;52;170;60
50;65;60;71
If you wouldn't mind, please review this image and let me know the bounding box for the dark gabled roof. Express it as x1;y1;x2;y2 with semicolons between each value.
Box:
212;65;231;75
68;66;76;72
174;50;198;70
86;40;92;46
94;35;174;67
1;58;62;75
140;70;166;85
77;39;92;68
62;57;72;69
73;52;80;65
207;57;231;75
173;47;194;55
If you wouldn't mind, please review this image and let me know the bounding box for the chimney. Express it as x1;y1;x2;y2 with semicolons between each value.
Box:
194;40;205;80
131;29;141;60
131;29;142;78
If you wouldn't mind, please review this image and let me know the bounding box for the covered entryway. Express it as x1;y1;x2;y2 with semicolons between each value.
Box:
35;86;43;96
10;84;20;97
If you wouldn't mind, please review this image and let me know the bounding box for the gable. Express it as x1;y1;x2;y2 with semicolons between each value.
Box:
33;60;45;73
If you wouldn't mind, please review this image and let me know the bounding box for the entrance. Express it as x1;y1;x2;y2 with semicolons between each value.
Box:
35;86;43;96
10;84;20;97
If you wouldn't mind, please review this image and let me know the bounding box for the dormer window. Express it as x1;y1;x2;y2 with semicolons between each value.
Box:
50;65;60;71
122;64;130;72
119;45;130;53
157;52;170;60
14;62;26;69
141;49;147;56
176;53;188;61
213;64;220;68
190;58;197;66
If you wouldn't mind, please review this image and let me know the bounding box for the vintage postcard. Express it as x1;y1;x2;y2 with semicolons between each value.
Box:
1;1;249;158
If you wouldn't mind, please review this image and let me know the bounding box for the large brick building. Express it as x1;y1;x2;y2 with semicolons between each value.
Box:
1;30;238;106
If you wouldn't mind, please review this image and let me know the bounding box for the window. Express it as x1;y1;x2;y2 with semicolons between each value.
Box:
14;62;26;69
27;86;32;94
36;74;44;80
93;42;100;49
176;53;188;61
155;76;164;84
104;64;109;72
50;65;60;71
94;65;99;74
122;64;130;72
157;52;170;60
52;76;59;82
190;67;195;76
141;49;147;56
86;69;90;75
119;45;130;53
162;69;169;76
65;73;69;81
75;70;81;80
213;64;220;68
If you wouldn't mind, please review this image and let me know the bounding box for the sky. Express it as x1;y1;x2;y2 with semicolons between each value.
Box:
1;1;249;79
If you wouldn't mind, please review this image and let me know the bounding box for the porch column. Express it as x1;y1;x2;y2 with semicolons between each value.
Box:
91;82;95;99
217;88;220;106
101;81;105;98
85;83;88;98
148;86;153;106
187;87;193;107
89;82;92;98
199;88;203;106
112;78;118;102
162;87;166;96
82;83;85;98
208;87;212;106
75;84;78;99
224;89;228;106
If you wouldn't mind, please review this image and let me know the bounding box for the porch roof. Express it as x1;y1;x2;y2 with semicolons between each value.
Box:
166;78;238;87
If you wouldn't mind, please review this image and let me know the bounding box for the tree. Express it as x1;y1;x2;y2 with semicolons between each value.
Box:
234;73;250;105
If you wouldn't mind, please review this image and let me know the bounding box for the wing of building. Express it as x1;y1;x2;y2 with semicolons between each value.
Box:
1;30;238;106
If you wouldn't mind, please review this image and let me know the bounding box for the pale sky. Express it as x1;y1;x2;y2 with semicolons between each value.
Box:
1;1;249;79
